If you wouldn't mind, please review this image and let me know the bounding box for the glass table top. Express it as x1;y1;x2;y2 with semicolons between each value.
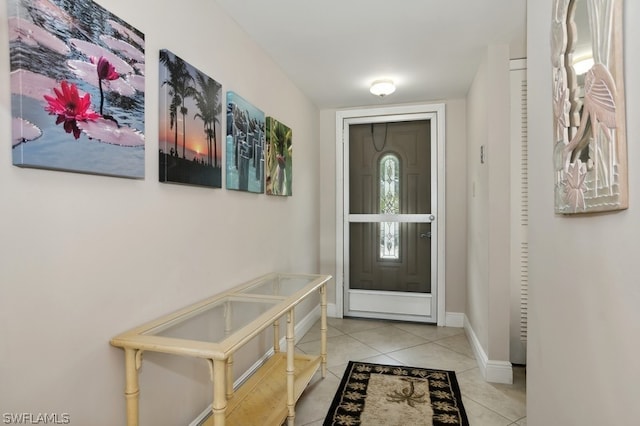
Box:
146;296;280;344
116;273;332;353
238;274;325;297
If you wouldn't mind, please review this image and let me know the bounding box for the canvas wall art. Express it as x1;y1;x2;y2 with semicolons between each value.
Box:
265;117;292;196
8;0;145;178
226;92;265;193
158;49;222;187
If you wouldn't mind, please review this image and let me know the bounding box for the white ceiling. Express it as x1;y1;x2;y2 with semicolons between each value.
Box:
215;0;527;109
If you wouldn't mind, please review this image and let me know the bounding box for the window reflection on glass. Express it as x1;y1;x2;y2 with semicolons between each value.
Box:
379;154;400;259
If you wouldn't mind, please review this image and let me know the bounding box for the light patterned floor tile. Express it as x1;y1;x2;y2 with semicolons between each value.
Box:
291;371;341;426
391;321;465;341
387;341;478;373
434;332;475;358
298;323;344;344
326;317;389;334
457;367;526;422
462;396;514;426
349;325;429;353
297;333;381;368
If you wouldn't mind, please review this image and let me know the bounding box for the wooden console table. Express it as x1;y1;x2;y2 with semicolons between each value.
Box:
110;273;332;426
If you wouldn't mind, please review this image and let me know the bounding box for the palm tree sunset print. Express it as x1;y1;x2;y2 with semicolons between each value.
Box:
158;49;222;188
9;0;145;178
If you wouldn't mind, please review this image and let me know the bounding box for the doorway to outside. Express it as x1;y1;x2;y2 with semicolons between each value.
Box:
336;104;446;324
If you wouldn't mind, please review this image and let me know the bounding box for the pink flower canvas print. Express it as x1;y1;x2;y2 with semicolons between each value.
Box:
8;0;145;178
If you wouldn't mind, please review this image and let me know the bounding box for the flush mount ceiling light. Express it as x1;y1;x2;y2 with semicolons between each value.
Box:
370;79;396;97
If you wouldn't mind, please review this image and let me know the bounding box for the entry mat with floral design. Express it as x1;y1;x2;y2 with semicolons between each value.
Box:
324;361;469;426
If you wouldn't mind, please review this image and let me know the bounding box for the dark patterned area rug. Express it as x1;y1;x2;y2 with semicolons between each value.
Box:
324;361;469;426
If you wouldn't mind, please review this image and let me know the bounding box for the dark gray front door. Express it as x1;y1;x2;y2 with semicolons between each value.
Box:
346;120;436;322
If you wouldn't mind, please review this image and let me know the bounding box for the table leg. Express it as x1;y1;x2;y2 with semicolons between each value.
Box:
273;319;281;353
320;284;328;378
223;300;234;400
225;356;234;400
212;359;227;426
124;348;141;426
286;309;295;426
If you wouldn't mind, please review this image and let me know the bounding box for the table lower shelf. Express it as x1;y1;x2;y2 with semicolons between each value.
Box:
202;352;322;426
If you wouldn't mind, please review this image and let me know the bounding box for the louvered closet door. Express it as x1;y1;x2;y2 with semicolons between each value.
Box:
510;59;528;365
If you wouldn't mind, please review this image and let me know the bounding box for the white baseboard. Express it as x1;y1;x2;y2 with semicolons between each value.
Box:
485;360;514;384
327;303;339;318
190;404;212;426
294;305;321;345
445;312;465;328
189;306;322;426
464;315;513;384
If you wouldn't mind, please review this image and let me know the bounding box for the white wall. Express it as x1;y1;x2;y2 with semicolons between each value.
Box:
465;45;511;363
318;109;339;306
0;0;321;424
527;1;640;424
486;45;511;363
318;99;468;316
442;99;468;316
466;55;490;351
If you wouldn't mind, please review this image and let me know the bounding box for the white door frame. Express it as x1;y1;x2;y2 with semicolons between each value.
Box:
335;103;446;325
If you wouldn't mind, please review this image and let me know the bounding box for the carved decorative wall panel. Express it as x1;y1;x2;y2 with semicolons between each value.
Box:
551;0;627;213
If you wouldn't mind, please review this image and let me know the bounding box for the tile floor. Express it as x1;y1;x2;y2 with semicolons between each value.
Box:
290;317;526;426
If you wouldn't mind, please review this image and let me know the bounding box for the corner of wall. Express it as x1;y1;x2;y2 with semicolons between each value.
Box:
464;315;513;384
444;312;465;328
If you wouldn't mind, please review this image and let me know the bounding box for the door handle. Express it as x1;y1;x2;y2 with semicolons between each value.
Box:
420;232;431;239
